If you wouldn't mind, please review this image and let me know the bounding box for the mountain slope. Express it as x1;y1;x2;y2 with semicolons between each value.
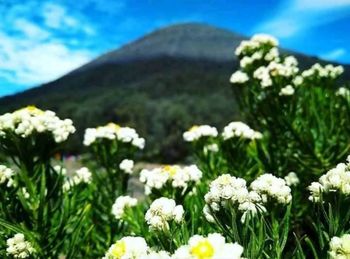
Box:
0;23;349;162
76;23;244;72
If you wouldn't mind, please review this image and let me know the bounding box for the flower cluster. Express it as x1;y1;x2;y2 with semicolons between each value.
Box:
83;123;145;149
183;125;218;142
250;174;292;204
172;233;244;259
222;121;262;141
329;234;350;259
145;197;184;231
308;157;350;202
301;63;344;80
0;165;15;187
119;159;134;174
235;34;278;58
6;233;36;258
284;172;300;187
204;174;264;223
279;85;295;96
230;71;249;84
112;195;138;220
252;57;299;89
63;167;92;192
139;165;203;195
336;87;350;98
53;165;67;176
102;236;148;259
0;106;75;143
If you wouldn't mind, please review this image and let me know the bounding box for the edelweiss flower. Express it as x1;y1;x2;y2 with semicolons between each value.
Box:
6;233;35;258
308;158;350;201
139;165;202;195
145;197;184;231
204;174;265;223
172;233;244;259
230;71;249;84
63;167;92;192
279;85;295;96
183;125;218;142
83;123;145;149
284;172;300;186
336;87;350;98
329;234;350;259
0;165;15;187
222;121;262;140
0;106;75;143
102;236;148;259
112;196;138;220
302;63;344;80
250;174;292;204
119;159;134;174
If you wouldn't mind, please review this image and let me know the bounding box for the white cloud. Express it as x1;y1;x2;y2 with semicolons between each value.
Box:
0;2;96;89
254;0;350;38
42;3;78;29
295;0;350;10
0;32;93;85
14;18;50;39
321;48;346;61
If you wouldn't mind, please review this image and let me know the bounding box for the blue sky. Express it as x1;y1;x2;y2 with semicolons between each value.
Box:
0;0;350;97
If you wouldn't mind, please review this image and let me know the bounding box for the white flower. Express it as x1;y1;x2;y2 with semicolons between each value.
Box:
0;165;15;187
140;165;203;194
102;236;148;259
63;167;92;192
172;233;244;259
145;197;184;231
230;71;249;84
279;85;295;96
183;125;218;142
264;47;279;61
329;234;350;258
308;158;350;201
240;56;253;68
336;87;350;98
302;63;344;80
119;159;134;174
0;106;75;143
308;182;324;202
204;174;265;222
284;172;300;186
203;143;219;154
53;165;67;176
112;196;137;220
83;123;144;149
222;121;262;140
21;188;30;199
293;75;304;86
250;174;292;204
6;233;36;258
251;34;279;46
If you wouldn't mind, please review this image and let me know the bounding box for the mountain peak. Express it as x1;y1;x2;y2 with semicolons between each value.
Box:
77;23;245;72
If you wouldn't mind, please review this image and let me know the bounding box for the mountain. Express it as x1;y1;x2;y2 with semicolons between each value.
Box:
0;23;349;162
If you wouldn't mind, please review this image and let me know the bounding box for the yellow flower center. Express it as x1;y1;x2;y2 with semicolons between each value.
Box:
110;240;126;258
16;105;44;115
218;175;231;185
189;125;199;132
107;123;121;131
191;239;215;259
163;165;177;176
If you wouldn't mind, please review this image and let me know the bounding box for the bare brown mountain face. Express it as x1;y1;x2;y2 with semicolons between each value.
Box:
0;23;349;162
